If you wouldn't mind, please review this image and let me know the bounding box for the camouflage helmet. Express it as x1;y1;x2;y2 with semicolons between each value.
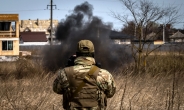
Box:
77;40;95;53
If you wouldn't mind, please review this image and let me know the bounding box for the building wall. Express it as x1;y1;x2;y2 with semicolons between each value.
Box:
20;42;49;45
113;39;131;44
0;14;19;56
154;40;164;45
170;38;184;42
0;38;19;56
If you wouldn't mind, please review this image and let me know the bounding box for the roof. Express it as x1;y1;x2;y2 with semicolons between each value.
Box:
170;31;184;38
146;32;157;40
109;31;134;39
0;14;19;21
20;32;47;42
19;19;59;34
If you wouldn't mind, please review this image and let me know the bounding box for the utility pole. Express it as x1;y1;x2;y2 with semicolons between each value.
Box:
97;28;99;38
163;24;165;43
47;0;56;45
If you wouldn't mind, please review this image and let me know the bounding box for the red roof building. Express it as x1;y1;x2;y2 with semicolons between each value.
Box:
20;32;47;42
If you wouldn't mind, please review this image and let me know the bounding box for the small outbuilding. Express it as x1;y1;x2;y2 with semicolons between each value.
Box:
169;31;184;42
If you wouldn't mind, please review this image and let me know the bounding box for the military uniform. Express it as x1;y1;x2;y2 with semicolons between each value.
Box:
53;40;116;110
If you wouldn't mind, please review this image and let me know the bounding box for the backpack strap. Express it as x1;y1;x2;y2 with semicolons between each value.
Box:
73;65;100;96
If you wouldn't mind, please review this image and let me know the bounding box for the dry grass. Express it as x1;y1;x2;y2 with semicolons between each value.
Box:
108;71;184;110
0;54;184;110
0;76;63;110
0;58;63;110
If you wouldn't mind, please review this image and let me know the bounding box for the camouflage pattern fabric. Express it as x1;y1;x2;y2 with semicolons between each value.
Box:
53;56;116;110
77;40;95;53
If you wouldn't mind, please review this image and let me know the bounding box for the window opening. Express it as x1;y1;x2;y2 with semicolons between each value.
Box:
2;41;13;50
0;22;11;31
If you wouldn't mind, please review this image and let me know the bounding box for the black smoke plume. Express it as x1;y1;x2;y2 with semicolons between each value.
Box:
43;1;132;72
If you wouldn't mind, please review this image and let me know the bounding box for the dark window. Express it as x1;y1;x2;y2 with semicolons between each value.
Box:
0;22;11;31
2;41;13;50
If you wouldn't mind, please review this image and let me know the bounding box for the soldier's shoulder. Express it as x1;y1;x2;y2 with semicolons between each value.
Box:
55;68;63;74
63;66;75;72
99;68;111;75
97;68;114;82
55;67;72;75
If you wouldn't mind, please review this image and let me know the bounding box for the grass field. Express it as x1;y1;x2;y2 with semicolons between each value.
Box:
0;54;184;110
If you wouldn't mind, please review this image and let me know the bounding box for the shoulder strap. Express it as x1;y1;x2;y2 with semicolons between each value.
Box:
73;65;100;96
85;65;99;81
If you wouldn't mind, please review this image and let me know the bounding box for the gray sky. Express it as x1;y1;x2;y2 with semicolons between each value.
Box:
0;0;184;30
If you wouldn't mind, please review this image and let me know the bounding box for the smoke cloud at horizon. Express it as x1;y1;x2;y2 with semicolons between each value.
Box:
43;1;132;72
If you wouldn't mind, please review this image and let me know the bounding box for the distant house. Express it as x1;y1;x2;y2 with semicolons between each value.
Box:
19;19;59;43
146;32;165;45
20;32;48;45
169;31;184;42
110;31;134;44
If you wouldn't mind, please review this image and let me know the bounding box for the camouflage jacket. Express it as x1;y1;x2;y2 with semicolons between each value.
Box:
53;56;116;109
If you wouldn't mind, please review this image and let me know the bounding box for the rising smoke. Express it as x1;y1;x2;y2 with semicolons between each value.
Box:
43;1;132;72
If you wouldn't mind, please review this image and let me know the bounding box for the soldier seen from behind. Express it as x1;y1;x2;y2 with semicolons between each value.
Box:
53;40;116;110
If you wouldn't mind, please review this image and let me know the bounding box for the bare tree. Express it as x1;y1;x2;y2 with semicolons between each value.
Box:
122;20;161;38
121;21;136;36
112;0;180;72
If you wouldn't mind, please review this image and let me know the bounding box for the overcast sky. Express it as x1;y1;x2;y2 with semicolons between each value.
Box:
0;0;184;30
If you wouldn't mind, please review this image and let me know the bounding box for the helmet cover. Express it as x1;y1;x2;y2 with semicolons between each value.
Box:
77;40;94;53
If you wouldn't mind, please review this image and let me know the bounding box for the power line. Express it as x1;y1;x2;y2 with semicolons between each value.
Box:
0;9;45;12
46;0;57;46
0;8;125;14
